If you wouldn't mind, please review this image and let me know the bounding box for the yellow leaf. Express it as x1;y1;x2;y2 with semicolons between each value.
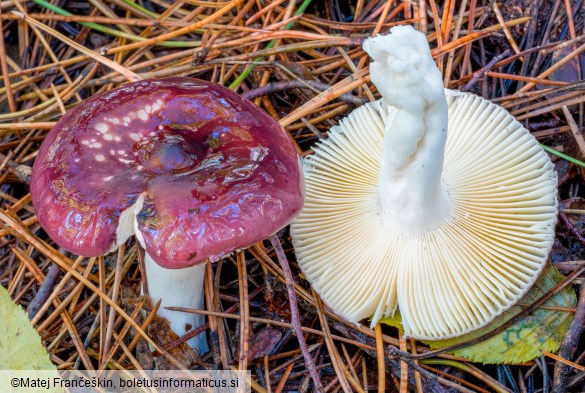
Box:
424;264;576;364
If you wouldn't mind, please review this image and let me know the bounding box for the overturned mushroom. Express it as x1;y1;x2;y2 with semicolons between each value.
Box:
291;26;558;339
31;77;304;352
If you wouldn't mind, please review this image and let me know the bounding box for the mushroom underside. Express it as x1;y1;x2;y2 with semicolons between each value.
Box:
291;91;558;340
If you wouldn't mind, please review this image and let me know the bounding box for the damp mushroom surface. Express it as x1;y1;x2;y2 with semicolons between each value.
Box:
290;26;558;340
30;77;304;352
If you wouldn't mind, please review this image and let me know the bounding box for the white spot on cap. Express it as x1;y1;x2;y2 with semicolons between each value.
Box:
136;165;143;171
114;136;121;142
119;158;133;164
104;176;114;181
123;116;131;122
137;110;148;121
118;150;125;155
74;158;80;163
95;155;105;162
95;123;109;133
103;134;113;141
110;150;116;155
109;118;120;124
145;104;152;114
81;140;89;145
129;133;140;142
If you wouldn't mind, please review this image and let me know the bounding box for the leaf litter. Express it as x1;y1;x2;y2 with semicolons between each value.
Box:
0;0;584;392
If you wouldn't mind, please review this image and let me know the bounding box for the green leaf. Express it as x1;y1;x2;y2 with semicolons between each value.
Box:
0;284;57;371
378;312;404;333
423;264;576;364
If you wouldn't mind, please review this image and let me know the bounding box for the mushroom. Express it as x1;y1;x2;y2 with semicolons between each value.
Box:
31;77;304;352
290;26;558;339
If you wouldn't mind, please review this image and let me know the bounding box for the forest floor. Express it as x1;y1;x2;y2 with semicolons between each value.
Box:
0;0;585;392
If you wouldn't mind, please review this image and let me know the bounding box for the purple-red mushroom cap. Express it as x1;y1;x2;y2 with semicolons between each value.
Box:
31;77;304;269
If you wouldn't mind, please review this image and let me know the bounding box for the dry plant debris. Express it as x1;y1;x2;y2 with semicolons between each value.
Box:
0;0;585;392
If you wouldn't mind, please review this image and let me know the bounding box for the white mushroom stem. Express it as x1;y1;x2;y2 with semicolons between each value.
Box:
364;26;450;232
144;253;209;353
115;193;209;353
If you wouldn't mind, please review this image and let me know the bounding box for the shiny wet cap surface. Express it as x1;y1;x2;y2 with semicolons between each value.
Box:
31;77;304;268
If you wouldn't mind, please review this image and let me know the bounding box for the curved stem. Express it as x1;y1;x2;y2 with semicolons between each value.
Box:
364;26;450;232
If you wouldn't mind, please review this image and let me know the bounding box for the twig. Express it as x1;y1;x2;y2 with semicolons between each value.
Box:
492;3;522;59
0;209;184;368
398;356;478;393
27;263;61;319
313;290;355;393
517;41;585;94
375;323;385;393
561;106;585;158
399;332;408;393
274;363;294;393
101;244;126;369
13;12;140;82
409;339;424;393
0;7;15;113
237;251;249;376
560;213;585;246
420;359;511;393
552;281;585;392
462;49;510;92
279;68;370;127
242;80;368;105
269;234;324;393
